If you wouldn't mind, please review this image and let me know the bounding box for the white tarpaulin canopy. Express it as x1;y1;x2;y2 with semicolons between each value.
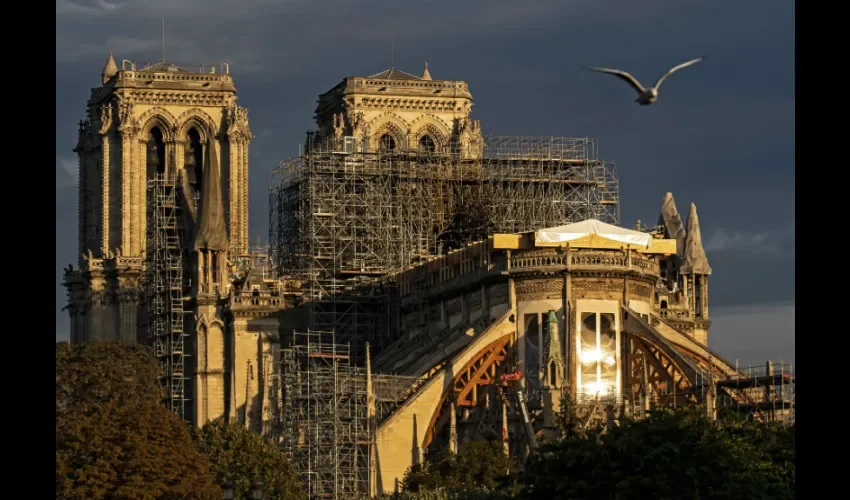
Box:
534;219;652;247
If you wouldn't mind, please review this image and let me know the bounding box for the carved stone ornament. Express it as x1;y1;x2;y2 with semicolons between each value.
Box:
349;111;366;139
333;112;345;140
99;104;113;134
515;278;564;298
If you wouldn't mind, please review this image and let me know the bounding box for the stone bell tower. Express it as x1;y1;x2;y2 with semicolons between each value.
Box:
313;63;483;158
63;52;253;345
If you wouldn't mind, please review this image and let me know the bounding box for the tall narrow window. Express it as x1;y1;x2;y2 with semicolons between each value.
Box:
577;312;619;399
579;313;598;396
147;126;166;178
185;128;203;197
418;134;436;153
598;313;617;392
695;279;703;317
524;313;540;398
380;134;396;152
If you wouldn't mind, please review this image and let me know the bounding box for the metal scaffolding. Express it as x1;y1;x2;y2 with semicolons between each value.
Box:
717;361;796;424
271;331;424;498
631;359;796;425
278;330;371;499
269;135;620;361
144;174;190;420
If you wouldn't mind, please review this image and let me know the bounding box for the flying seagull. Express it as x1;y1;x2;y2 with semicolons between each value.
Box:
585;57;704;105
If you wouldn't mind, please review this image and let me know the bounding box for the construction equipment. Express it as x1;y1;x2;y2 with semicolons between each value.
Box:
497;370;538;454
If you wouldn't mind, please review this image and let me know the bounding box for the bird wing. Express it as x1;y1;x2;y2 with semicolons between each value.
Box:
653;57;703;90
585;66;646;94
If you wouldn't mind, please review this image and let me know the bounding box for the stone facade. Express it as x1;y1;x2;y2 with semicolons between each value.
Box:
312;65;483;157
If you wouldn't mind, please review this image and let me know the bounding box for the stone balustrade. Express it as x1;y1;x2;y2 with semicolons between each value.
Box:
509;249;660;277
232;294;284;308
658;308;691;320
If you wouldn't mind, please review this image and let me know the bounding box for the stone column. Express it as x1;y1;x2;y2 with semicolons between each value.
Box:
228;137;238;248
702;276;709;319
118;289;135;343
165;139;177;183
174;139;185;174
121;131;132;252
241;138;249;254
136;138;148;257
101;135;110;255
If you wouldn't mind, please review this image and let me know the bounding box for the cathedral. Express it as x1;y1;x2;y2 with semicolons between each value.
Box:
63;52;790;497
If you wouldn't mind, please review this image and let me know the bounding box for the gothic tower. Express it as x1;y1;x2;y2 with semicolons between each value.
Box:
313;63;482;158
654;194;713;346
63;53;253;346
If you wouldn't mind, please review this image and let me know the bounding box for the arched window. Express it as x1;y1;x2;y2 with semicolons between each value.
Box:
380;134;396;152
418;134;436;153
660;300;668;309
185;128;203;196
147;126;166;178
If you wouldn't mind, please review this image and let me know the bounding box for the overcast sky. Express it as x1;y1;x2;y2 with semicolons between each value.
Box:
55;0;794;366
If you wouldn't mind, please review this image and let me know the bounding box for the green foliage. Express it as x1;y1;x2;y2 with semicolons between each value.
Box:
56;341;221;500
517;407;795;500
194;420;305;500
375;486;514;499
401;440;514;494
554;391;585;438
396;408;794;500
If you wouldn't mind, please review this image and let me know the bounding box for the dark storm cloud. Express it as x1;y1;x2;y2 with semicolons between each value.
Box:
56;0;794;363
709;302;795;367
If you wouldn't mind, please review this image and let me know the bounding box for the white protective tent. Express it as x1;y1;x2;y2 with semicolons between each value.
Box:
534;219;652;248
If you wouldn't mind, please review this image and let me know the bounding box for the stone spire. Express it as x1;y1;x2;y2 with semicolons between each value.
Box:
680;203;712;275
543;310;564;388
658;192;686;257
421;62;432;80
193;139;229;251
102;51;118;85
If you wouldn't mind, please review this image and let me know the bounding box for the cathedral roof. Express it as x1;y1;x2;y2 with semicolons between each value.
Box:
193;139;229;252
367;67;423;80
658;192;686;256
680;203;712;275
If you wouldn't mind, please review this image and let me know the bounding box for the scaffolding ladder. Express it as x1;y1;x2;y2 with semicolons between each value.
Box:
146;174;190;420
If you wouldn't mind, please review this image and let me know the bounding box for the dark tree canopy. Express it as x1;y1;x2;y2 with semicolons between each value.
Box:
402;440;514;493
56;341;221;500
397;407;793;500
438;197;495;253
194;420;306;500
517;408;795;500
